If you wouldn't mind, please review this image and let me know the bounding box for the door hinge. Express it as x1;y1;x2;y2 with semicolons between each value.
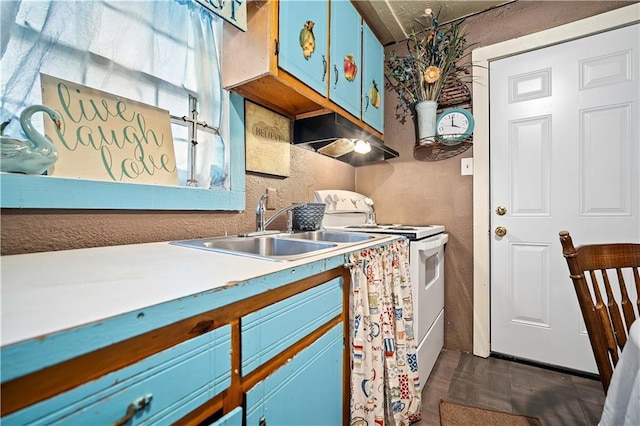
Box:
274;39;279;56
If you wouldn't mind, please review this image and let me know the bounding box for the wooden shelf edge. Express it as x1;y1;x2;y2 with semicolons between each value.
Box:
226;72;384;141
413;137;473;161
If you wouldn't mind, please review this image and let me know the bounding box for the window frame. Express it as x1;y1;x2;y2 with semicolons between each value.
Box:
0;93;246;211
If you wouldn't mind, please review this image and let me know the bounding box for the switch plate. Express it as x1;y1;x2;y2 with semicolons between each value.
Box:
266;187;277;210
461;158;473;176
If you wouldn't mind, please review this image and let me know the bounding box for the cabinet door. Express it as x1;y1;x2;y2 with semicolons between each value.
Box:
362;22;384;133
278;1;329;96
241;277;343;375
209;407;242;426
329;0;362;118
5;326;232;425
245;323;343;425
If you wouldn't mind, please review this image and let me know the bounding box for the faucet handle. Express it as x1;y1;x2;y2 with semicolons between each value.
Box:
255;192;269;232
256;193;268;212
286;209;294;233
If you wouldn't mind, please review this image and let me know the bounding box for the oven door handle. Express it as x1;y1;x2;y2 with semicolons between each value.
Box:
412;233;448;251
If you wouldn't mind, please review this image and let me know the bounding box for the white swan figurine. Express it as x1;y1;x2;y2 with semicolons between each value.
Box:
0;104;62;175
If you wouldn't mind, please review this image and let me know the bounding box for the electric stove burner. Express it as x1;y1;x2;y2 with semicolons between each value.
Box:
387;226;418;231
346;225;382;229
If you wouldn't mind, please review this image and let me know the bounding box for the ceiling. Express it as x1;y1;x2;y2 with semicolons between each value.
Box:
354;0;514;45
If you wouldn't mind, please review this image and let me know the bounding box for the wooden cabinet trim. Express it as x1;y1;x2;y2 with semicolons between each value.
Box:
174;269;351;425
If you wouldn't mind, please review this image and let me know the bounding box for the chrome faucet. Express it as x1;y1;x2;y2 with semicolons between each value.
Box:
255;192;306;233
263;203;306;233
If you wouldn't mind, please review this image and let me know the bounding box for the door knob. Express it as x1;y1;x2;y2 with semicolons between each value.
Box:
495;206;507;216
495;226;507;237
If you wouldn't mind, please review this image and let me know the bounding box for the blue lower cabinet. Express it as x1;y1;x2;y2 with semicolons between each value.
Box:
241;277;343;375
210;407;243;426
245;323;343;426
4;325;231;425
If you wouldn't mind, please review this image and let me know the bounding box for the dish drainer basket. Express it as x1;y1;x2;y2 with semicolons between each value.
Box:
293;203;326;231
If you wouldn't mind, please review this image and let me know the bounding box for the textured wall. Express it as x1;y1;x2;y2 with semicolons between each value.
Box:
356;0;634;352
1;146;354;254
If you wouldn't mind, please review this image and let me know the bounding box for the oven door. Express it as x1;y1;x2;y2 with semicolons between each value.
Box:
409;233;448;343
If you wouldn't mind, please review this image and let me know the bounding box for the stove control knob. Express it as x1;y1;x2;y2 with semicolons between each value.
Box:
495;226;507;237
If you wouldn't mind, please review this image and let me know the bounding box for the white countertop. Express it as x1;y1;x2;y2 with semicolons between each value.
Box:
1;235;395;348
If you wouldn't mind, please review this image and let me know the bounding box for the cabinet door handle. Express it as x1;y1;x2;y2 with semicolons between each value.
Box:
333;65;338;88
364;94;369;112
112;394;153;426
322;55;327;82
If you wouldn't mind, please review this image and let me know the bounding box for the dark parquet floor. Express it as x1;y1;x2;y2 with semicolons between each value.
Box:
418;349;606;426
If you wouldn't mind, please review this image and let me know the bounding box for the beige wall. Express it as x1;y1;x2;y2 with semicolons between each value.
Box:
356;0;635;352
1;0;634;351
0;146;354;254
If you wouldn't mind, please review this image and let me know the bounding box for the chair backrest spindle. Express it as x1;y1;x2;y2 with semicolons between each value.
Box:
602;268;627;349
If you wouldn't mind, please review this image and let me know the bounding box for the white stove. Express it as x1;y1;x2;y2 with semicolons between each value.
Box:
314;190;448;392
313;190;444;240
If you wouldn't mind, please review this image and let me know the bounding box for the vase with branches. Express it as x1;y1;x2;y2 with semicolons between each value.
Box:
385;9;473;140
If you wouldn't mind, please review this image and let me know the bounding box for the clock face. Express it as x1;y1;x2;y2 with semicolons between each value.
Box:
436;109;474;141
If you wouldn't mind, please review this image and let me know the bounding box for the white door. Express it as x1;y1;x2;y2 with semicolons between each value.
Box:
490;23;640;372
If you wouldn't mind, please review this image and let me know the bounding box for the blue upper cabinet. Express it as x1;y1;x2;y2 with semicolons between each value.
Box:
328;0;362;118
278;1;329;96
362;22;384;133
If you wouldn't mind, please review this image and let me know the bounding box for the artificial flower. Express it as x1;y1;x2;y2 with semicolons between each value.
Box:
424;66;440;83
385;9;473;121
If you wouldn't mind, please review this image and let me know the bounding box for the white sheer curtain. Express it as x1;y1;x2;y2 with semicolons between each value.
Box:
0;0;228;189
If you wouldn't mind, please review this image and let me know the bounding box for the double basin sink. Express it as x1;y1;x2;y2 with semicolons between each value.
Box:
171;230;385;262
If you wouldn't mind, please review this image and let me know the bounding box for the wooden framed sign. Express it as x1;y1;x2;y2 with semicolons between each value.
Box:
41;74;178;186
245;100;291;177
197;0;247;31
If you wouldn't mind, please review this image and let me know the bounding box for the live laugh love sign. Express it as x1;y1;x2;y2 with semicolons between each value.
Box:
41;74;178;186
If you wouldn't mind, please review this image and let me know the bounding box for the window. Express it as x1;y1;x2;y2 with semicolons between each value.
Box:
0;0;245;210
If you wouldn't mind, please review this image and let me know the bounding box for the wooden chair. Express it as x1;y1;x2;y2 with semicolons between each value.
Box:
559;231;640;394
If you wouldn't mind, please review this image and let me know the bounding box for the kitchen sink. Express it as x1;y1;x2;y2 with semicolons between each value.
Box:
170;235;338;262
284;230;375;243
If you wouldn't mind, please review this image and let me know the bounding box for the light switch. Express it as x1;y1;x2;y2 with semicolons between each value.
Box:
266;187;277;210
461;158;473;176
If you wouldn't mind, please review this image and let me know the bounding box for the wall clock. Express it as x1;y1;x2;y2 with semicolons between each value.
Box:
436;108;474;144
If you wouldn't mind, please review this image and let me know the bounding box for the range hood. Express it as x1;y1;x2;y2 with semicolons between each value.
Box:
293;113;399;166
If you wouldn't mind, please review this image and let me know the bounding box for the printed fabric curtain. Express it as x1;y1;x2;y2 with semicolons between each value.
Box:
349;239;422;425
0;0;227;188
